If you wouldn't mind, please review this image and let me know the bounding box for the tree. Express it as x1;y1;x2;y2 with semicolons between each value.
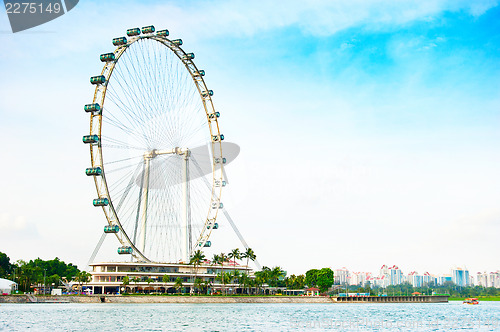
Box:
228;248;241;277
269;266;285;287
0;252;13;278
242;248;256;269
189;250;206;294
146;277;154;293
174;277;184;294
75;271;91;293
305;269;319;288
122;276;130;293
194;278;203;295
316;268;334;293
219;253;229;295
132;276;140;293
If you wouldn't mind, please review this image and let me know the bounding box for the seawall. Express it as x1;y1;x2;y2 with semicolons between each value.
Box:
0;295;448;304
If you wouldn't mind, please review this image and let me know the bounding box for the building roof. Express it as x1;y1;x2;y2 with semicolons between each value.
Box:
0;278;16;288
306;287;320;291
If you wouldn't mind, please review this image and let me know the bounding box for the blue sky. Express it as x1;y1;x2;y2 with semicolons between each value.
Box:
0;0;499;276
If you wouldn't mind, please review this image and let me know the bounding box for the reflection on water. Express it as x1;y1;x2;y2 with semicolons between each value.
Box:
1;301;499;331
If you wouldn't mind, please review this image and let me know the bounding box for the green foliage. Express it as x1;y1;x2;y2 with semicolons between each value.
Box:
285;274;306;289
0;252;13;278
6;254;82;292
316;268;334;292
305;269;319;287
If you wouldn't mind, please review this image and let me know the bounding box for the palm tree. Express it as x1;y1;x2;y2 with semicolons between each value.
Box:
242;248;256;270
174;277;183;294
146;277;153;294
132;276;140;293
189;250;206;294
219;253;229;295
270;266;285;288
162;274;169;293
122;276;130;294
194;278;203;295
228;248;241;277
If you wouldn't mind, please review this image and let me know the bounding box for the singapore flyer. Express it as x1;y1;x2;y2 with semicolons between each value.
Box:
84;25;225;264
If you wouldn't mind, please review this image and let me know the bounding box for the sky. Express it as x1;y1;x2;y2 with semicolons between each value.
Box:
0;0;499;277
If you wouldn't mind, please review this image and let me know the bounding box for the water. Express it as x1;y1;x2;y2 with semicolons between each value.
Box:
1;301;499;331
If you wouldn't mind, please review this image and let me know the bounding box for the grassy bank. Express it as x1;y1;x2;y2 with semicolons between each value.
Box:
448;296;500;301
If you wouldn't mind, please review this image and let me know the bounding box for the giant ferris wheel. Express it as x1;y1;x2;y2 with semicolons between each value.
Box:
83;25;225;263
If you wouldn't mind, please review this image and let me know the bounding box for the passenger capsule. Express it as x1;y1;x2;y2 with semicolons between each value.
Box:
182;53;195;60
171;39;183;46
93;198;109;206
203;241;212;247
100;53;115;62
208;112;220;119
104;225;120;233
207;223;218;230
112;37;127;46
141;25;155;34
82;135;99;144
215;180;226;187
117;246;133;254
157;29;169;37
85;167;102;176
127;28;141;36
90;75;106;85
212;202;223;209
202;90;213;98
212;134;224;142
214;157;227;164
193;70;205;77
84;103;101;113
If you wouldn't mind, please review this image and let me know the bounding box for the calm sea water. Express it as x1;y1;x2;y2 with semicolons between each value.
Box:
1;301;499;331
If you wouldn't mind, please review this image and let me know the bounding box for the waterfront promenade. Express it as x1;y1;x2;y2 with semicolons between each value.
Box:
0;295;448;304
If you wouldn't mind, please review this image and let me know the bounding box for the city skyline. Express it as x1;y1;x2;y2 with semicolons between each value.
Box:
0;0;499;275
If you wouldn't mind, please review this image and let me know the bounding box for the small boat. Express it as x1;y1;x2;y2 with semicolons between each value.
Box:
463;298;479;305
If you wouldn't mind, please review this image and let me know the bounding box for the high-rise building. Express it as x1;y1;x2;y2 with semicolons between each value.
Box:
437;274;452;285
476;271;500;288
408;271;423;287
389;265;403;285
334;267;350;285
452;267;469;287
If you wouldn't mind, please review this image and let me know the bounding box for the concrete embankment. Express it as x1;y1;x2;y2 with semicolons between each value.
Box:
1;295;448;304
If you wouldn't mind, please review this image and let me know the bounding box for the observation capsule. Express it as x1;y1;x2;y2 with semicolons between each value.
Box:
207;222;218;230
182;53;195;60
193;70;205;77
141;25;155;34
157;29;169;37
203;241;212;248
100;53;115;62
117;246;133;254
208;112;220;119
126;28;141;36
93;198;109;206
85;167;102;176
82;135;99;144
215;180;226;187
212;202;223;209
90;75;106;85
201;90;213;98
112;37;127;46
171;39;183;46
104;225;120;233
84;103;101;113
212;134;224;142
214;157;227;164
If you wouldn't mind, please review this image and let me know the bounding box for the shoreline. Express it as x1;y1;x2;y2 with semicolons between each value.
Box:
1;295;450;304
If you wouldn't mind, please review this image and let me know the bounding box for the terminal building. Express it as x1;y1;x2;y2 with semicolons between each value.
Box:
86;261;253;294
